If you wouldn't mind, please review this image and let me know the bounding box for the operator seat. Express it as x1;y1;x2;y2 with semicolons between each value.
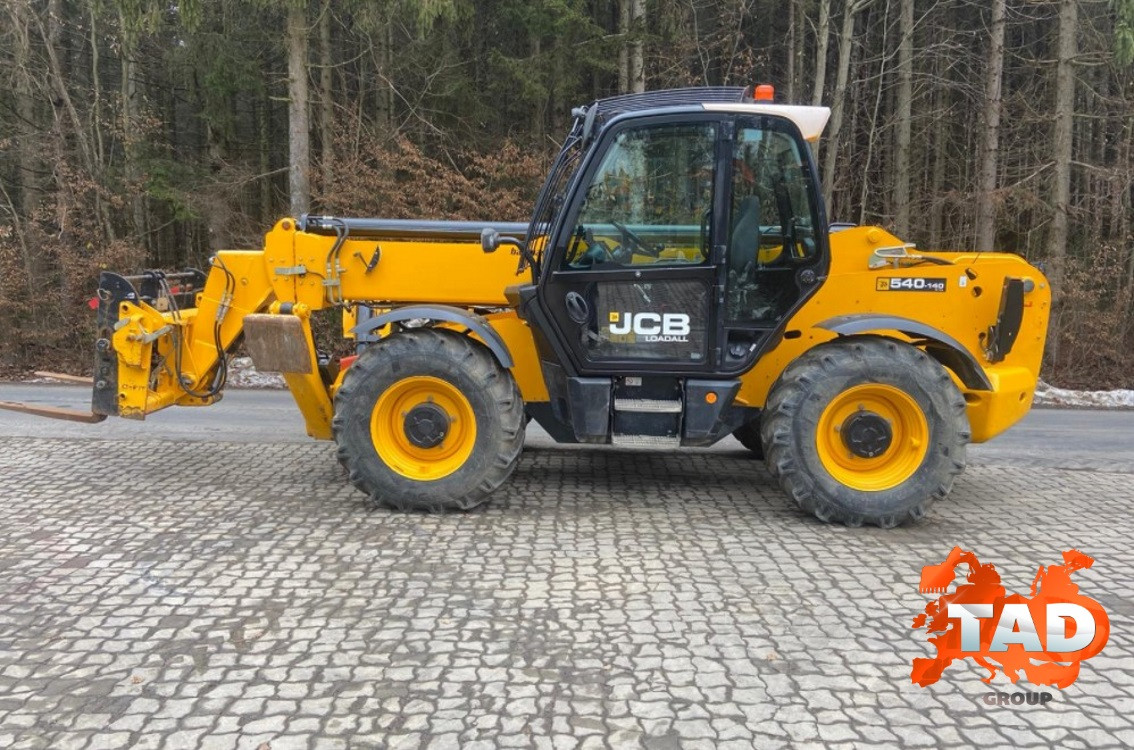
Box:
730;195;761;281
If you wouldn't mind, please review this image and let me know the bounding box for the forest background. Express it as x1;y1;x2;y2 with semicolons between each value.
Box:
1;0;1132;388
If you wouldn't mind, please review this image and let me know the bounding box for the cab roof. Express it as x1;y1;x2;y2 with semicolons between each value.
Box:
576;86;831;143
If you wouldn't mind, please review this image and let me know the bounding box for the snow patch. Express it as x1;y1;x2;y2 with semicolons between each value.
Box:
1033;380;1134;409
226;357;286;389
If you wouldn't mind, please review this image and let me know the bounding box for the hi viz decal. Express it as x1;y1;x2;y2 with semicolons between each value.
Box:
608;312;690;343
911;548;1109;688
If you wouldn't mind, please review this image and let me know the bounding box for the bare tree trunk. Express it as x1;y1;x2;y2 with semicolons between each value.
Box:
551;34;568;136
287;2;311;218
929;62;948;248
822;0;863;213
9;0;38;297
618;0;630;93
89;5;104;170
893;0;914;237
1121;115;1133;304
811;0;831;105
629;0;645;93
368;20;393;133
1047;0;1076;299
383;22;394;128
859;0;893;226
35;0;111;242
38;2;89;174
975;0;1006;252
319;2;333;200
531;34;544;138
13;0;37;221
119;15;147;246
258;95;273;223
786;0;797;103
46;0;70;311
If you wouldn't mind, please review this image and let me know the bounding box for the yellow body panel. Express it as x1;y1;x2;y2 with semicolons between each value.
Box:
962;366;1038;443
735;227;1050;442
112;250;275;419
108;218;1047;447
265;219;533;308
485;312;550;403
259;302;334;440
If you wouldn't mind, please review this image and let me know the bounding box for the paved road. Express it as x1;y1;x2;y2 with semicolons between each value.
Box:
2;384;1133;472
1;385;1132;748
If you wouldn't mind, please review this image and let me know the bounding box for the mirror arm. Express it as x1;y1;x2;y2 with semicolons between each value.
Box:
481;227;538;275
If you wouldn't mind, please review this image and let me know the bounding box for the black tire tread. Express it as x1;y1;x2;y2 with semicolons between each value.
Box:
732;419;764;459
332;329;524;512
761;336;969;528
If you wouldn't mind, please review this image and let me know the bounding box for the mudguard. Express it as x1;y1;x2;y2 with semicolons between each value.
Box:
816;314;993;391
351;304;515;369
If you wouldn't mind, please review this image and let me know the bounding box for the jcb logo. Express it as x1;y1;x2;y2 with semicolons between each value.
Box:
608;312;690;342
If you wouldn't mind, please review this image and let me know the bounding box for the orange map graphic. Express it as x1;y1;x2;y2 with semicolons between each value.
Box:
911;548;1110;688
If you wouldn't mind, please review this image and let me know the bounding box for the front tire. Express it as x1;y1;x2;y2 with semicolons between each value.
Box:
333;329;525;512
762;336;969;528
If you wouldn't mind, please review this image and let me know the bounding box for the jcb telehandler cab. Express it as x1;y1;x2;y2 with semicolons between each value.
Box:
6;87;1050;527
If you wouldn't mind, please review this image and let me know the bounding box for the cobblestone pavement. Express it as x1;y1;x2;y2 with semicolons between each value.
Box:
0;435;1131;749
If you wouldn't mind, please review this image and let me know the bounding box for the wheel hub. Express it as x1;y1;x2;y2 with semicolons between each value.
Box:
403;402;450;448
842;411;893;458
816;383;930;492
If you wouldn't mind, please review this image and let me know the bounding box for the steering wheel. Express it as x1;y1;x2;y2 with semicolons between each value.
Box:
611;221;659;257
578;240;617;266
566;225;617;267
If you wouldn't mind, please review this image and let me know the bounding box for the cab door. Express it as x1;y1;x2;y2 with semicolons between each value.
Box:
540;116;727;374
718;115;828;372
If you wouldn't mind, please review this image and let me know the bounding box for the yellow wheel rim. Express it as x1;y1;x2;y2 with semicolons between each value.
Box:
816;383;930;492
370;376;477;481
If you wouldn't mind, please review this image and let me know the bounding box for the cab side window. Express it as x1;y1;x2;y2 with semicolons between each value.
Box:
726;123;818;322
563;123;717;269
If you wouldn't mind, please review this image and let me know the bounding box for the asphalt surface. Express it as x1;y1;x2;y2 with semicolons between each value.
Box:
2;384;1133;473
1;384;1132;749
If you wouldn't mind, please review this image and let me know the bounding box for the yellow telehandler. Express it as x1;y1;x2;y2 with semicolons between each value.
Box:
4;87;1050;527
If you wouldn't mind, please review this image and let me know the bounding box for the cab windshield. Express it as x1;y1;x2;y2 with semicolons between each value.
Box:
562;122;717;270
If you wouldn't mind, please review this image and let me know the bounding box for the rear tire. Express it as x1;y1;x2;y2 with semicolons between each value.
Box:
732;420;764;459
762;336;969;528
333;329;525;512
